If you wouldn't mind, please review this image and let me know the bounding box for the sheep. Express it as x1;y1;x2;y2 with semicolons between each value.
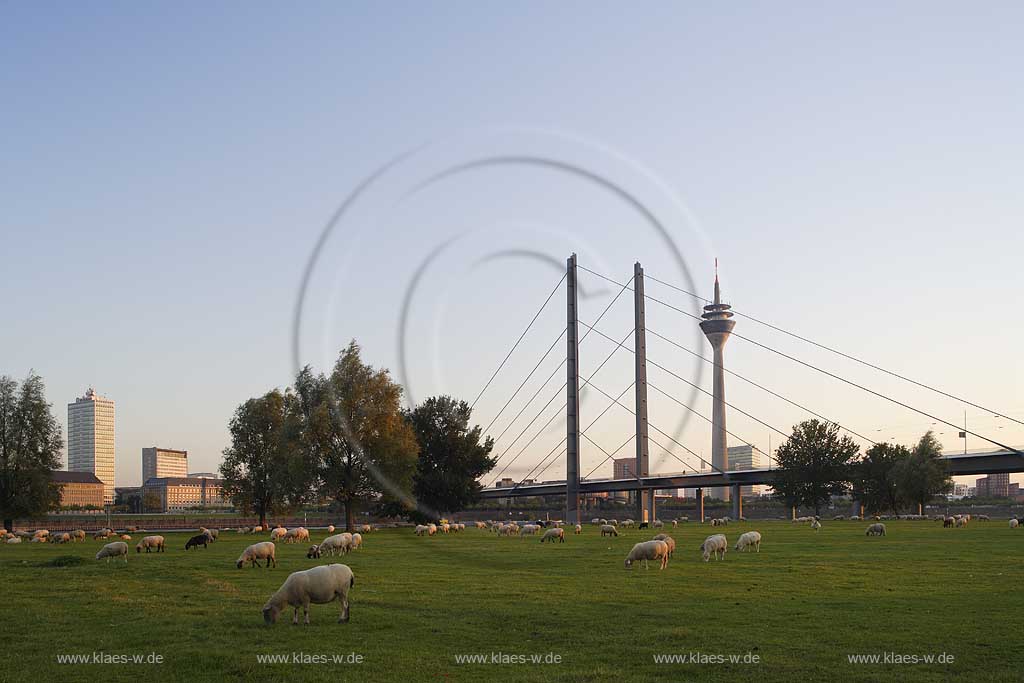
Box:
204;528;220;541
262;563;354;625
317;533;353;556
415;525;429;536
943;517;955;528
625;540;669;570
1010;519;1019;529
810;519;821;531
677;516;689;523
237;541;277;569
865;523;886;537
638;522;649;530
652;533;676;557
327;525;336;533
284;527;310;544
519;524;540;537
71;529;86;542
136;535;165;553
441;523;451;534
574;524;582;535
734;531;761;553
600;525;618;537
350;533;363;550
956;517;968;528
475;521;488;529
617;519;629;528
185;534;210;550
599;518;608;525
30;536;45;542
977;515;990;521
252;526;264;533
120;534;132;541
700;534;728;562
271;527;288;542
428;524;438;536
7;536;23;544
307;544;322;558
32;529;49;540
96;541;128;563
591;518;601;525
541;528;565;543
52;532;72;544
672;520;678;528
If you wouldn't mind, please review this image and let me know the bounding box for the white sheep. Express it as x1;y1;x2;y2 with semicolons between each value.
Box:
271;527;288;542
72;529;86;542
284;527;310;544
120;534;132;541
428;524;438;536
700;534;727;562
136;536;165;553
518;524;540;536
652;533;676;557
252;525;264;533
237;541;277;568
1009;519;1019;529
318;533;353;556
600;524;618;537
591;518;601;525
350;533;363;550
540;528;565;543
262;564;354;625
734;531;761;553
574;524;582;535
866;523;886;536
327;525;336;533
6;537;21;544
414;525;429;536
652;520;664;529
810;519;821;531
96;541;128;563
672;520;678;528
475;521;488;529
956;517;968;528
625;540;669;570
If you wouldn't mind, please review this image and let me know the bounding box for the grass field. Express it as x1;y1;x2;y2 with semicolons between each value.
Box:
4;520;1022;682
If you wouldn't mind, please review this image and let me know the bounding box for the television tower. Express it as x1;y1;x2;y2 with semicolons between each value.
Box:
699;260;735;501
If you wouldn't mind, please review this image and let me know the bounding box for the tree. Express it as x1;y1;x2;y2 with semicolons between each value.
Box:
0;372;64;532
142;491;163;513
219;389;307;528
295;341;419;531
772;419;859;516
406;395;496;521
850;443;911;515
893;430;953;513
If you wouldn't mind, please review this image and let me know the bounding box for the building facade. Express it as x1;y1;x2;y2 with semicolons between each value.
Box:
142;447;188;483
52;471;105;509
975;473;1010;498
727;444;764;496
142;476;227;512
67;388;115;504
613;457;637;502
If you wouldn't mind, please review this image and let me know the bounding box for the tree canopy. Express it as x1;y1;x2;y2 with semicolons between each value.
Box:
0;372;64;531
406;395;496;522
850;442;910;515
772;419;859;515
893;430;953;512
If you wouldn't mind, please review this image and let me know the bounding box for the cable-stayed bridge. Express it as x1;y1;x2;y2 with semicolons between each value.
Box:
469;254;1024;524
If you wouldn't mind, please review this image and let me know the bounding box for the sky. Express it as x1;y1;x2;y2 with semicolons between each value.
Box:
2;2;1021;489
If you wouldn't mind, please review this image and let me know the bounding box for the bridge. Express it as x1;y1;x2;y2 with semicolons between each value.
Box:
469;255;1024;524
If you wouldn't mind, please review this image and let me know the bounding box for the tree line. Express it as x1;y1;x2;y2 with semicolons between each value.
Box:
771;419;953;515
219;341;497;530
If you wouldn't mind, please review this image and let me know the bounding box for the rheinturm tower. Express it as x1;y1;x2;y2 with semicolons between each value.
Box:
699;262;735;501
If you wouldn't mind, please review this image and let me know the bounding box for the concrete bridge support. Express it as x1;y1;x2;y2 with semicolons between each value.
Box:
696;488;704;523
730;484;742;519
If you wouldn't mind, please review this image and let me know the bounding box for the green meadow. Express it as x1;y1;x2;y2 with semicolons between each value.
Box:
3;520;1022;682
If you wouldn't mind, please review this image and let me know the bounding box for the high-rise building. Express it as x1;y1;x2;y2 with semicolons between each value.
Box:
142;447;188;484
67;388;115;504
975;473;1010;498
613;457;637;502
727;444;763;496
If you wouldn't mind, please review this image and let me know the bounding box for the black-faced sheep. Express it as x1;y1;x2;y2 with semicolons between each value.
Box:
866;523;886;536
185;534;210;550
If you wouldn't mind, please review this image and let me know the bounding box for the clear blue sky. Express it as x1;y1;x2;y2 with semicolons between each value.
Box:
2;2;1021;488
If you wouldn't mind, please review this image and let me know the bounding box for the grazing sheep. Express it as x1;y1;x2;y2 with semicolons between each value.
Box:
574;524;582;535
652;520;663;529
672;520;678;528
441;523;451;534
591;518;601;525
700;534;728;562
30;536;45;542
956;517;968;528
327;525;336;533
120;534;132;541
350;533;363;550
519;524;541;537
943;517;955;528
599;518;608;525
205;529;220;541
625;540;669;570
475;522;488;529
734;531;761;553
262;563;354;625
185;534;210;550
237;541;277;569
317;533;353;556
284;527;310;544
865;523;886;537
271;527;289;542
237;527;250;534
6;537;22;544
638;522;649;530
307;544;322;559
428;524;438;536
600;525;618;537
96;541;129;563
252;526;264;533
1010;519;1019;529
977;515;990;521
136;535;165;553
32;529;49;540
652;533;676;557
414;525;429;536
71;529;86;542
617;520;629;528
540;528;565;543
52;532;72;544
810;519;821;531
